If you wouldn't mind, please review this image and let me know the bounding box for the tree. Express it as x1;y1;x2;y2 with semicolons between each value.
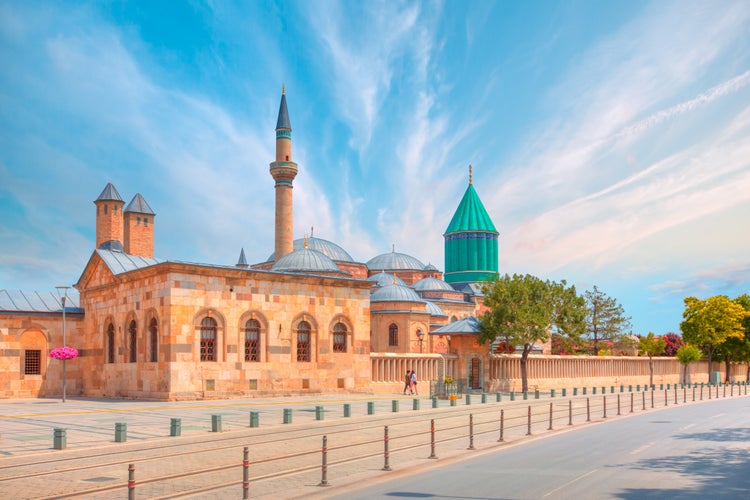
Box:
639;332;665;388
680;296;747;382
662;333;683;357
675;345;702;384
584;286;632;354
479;274;586;392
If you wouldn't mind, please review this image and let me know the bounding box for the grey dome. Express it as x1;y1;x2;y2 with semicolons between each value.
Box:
412;277;455;292
424;300;447;317
271;248;344;274
423;263;439;271
371;283;423;303
366;251;424;271
367;272;406;287
268;237;353;262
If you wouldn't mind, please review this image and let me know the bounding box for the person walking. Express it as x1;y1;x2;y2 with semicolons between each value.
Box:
410;370;418;395
403;370;412;395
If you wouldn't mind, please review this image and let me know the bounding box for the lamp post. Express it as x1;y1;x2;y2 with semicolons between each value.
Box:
56;286;70;403
417;330;424;353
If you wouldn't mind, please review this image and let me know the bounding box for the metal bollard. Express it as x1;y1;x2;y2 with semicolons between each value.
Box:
429;419;438;458
115;422;127;442
551;389;556;398
700;385;703;400
568;399;573;426
573;387;578;396
548;402;553;430
527;406;532;435
343;403;351;418
367;401;375;415
586;398;590;422
316;405;325;421
617;394;621;415
53;428;67;450
603;396;607;418
496;392;502;402
392;400;399;413
432;396;438;408
675;388;678;404
620;385;624;393
629;385;633;392
466;393;471;405
693;386;696;402
211;414;222;432
481;393;487;404
450;397;457;407
723;384;726;398
249;412;259;428
171;417;182;436
128;463;135;500
593;387;597;395
562;388;566;397
499;409;505;441
523;391;528;400
319;435;329;486
283;408;293;424
243;446;250;499
382;426;392;471
630;393;634;413
637;384;641;392
651;390;655;408
468;414;475;450
664;389;668;407
583;387;587;395
642;392;646;410
510;391;516;401
413;398;420;411
535;389;540;399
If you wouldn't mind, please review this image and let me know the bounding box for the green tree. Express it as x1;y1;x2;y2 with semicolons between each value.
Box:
675;345;702;384
479;274;586;392
639;332;666;388
680;295;747;382
584;286;632;354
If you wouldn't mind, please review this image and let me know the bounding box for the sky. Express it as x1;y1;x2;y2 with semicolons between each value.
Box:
1;0;749;336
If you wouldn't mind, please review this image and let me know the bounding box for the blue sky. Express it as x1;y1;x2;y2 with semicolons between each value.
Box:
1;0;749;335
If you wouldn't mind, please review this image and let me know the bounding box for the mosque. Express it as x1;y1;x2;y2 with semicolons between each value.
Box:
0;90;503;400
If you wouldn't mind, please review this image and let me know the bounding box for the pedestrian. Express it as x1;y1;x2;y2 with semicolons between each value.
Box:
411;370;418;395
403;370;412;395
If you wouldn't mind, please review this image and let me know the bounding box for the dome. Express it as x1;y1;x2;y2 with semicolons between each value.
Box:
271;248;344;274
366;251;424;271
371;283;423;303
268;237;353;262
367;272;406;287
424;300;447;317
412;277;455;292
423;263;439;271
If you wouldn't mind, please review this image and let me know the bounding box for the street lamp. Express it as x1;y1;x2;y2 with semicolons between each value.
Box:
56;286;70;403
416;330;424;353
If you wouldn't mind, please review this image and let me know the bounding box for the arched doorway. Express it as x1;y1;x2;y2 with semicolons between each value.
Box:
470;357;481;390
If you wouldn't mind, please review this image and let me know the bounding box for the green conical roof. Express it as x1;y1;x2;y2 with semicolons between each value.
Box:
445;184;497;234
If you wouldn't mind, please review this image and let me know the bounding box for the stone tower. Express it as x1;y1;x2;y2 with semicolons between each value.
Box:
269;87;298;260
94;182;125;251
124;193;156;258
443;166;499;284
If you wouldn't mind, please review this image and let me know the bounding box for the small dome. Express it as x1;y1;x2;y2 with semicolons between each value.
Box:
424;300;447;317
423;263;439;271
268;237;353;262
367;272;406;287
272;248;343;274
371;283;423;303
98;240;124;252
412;277;455;292
366;251;424;271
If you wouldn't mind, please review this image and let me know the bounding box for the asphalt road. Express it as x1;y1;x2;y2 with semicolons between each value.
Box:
325;397;750;499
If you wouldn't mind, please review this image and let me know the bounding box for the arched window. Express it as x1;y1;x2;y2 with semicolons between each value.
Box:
297;321;311;362
244;319;261;362
388;324;398;347
149;318;158;363
128;320;137;363
333;322;347;353
200;317;217;361
107;323;115;363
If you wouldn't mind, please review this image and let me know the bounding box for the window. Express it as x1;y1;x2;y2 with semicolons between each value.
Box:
149;318;158;362
333;322;347;353
104;205;108;215
244;319;261;362
297;321;311;362
128;320;137;363
136;217;141;226
200;317;217;361
107;323;115;363
144;217;149;227
113;205;118;214
388;324;399;347
24;350;41;375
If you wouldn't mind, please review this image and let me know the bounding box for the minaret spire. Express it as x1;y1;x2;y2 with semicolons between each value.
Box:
269;87;298;260
469;164;473;185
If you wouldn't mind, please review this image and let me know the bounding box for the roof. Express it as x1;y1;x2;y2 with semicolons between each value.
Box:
95;182;123;202
268;237;354;263
370;283;423;303
412;277;455;292
430;316;481;335
445;184;497;234
0;290;83;314
366;251;424;271
367;272;406;287
271;248;346;274
124;193;155;215
237;248;248;267
96;249;164;275
424;300;447;317
276;90;291;130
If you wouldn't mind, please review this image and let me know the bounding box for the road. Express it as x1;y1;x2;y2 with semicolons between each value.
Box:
323;396;750;499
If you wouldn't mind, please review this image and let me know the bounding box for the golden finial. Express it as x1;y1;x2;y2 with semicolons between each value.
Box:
282;83;285;95
303;234;309;248
469;164;473;185
393;276;397;285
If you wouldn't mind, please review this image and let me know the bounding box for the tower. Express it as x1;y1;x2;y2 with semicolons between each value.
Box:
124;193;156;258
94;182;125;251
443;166;499;284
269;86;298;260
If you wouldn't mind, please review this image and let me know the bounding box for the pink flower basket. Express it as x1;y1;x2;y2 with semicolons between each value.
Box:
49;346;79;360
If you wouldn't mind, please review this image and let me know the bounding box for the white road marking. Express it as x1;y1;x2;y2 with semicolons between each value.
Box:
543;469;599;497
680;423;697;431
630;441;655;455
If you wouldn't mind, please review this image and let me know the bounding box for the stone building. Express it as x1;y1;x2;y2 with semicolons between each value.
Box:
0;89;499;399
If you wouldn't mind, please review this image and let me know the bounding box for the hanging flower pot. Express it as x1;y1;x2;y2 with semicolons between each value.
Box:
49;346;79;360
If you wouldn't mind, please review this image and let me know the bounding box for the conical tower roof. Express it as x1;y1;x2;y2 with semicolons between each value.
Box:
276;87;291;130
444;183;497;234
95;182;123;202
124;193;155;215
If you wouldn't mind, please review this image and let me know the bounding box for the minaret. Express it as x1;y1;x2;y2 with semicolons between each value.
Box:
269;86;298;260
124;193;156;258
94;182;125;251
